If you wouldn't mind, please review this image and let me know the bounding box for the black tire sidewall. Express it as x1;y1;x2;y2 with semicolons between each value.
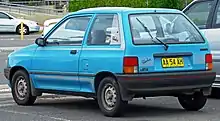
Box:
97;77;126;117
178;92;207;111
16;25;29;35
11;70;33;105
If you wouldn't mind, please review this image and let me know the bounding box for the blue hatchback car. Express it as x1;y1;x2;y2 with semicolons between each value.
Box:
4;7;216;117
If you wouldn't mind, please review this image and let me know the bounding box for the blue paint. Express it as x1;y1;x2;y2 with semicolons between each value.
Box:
5;7;211;95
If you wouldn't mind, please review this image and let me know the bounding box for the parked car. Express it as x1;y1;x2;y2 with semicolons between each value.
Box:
4;7;216;117
0;11;40;35
43;18;61;36
183;0;220;98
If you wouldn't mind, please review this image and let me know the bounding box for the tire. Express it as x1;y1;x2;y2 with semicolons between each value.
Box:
178;92;207;111
97;77;127;117
11;70;37;105
210;88;220;99
16;24;29;35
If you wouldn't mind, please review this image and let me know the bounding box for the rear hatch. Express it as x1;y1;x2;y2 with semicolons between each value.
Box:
125;12;211;73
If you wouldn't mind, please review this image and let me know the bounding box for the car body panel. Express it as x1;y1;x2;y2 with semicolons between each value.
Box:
4;7;216;99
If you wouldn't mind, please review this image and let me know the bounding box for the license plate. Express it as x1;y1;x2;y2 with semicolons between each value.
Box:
161;57;184;68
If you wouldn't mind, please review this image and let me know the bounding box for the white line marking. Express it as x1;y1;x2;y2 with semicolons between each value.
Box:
0;109;72;121
0;100;15;104
0;84;9;89
0;104;16;108
0;93;12;99
0;88;11;93
0;47;23;52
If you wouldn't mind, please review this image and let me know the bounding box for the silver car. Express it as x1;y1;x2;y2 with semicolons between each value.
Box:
183;0;220;98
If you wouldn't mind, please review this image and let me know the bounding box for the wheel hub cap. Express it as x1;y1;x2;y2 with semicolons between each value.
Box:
16;78;27;99
19;27;27;34
104;85;116;108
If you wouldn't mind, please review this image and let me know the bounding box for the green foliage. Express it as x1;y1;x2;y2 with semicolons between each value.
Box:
69;0;193;12
69;0;147;12
148;0;193;10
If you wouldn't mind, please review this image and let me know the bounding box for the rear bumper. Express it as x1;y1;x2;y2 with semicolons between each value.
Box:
116;71;216;100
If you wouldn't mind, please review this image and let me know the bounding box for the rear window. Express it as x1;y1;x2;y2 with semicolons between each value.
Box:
129;13;205;45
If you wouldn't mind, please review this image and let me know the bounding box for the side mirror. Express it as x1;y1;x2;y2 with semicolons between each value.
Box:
35;37;46;46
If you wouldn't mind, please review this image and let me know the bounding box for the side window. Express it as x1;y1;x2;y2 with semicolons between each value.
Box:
46;16;92;45
184;1;213;29
0;13;10;19
214;3;220;27
87;14;121;45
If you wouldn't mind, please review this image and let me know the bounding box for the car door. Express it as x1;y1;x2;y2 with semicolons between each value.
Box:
0;12;17;32
30;14;93;92
79;14;124;93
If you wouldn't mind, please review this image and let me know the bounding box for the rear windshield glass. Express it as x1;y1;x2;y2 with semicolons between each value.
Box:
129;13;205;45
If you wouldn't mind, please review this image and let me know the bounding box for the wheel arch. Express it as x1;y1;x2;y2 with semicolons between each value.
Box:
9;66;41;96
94;71;118;94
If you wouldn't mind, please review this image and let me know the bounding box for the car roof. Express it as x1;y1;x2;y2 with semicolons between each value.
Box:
69;7;182;15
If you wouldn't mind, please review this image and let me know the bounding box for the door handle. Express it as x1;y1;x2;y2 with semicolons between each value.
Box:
70;50;77;54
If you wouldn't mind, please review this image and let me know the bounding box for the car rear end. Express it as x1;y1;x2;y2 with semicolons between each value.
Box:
117;10;216;100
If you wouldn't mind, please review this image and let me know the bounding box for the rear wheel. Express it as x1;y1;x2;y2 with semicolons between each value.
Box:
97;77;127;117
178;92;207;111
16;24;29;35
11;70;37;105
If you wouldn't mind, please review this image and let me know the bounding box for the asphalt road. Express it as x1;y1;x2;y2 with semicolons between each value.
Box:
0;32;41;84
0;89;220;121
0;32;40;47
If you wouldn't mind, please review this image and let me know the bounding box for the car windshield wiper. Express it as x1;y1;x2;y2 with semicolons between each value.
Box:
136;18;169;51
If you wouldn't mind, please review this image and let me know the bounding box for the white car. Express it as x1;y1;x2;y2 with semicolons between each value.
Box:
43;18;61;36
0;11;40;35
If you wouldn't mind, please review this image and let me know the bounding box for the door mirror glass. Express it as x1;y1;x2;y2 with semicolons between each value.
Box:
35;37;46;46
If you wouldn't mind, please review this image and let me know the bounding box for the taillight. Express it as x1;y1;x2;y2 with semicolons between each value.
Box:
123;57;138;74
205;54;213;70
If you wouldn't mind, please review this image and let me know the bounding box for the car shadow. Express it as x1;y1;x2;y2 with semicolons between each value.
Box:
32;96;206;118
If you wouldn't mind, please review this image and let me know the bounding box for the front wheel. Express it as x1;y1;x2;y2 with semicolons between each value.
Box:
97;77;127;117
11;70;37;105
178;92;207;111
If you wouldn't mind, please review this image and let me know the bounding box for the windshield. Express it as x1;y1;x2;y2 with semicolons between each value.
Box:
129;13;205;45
